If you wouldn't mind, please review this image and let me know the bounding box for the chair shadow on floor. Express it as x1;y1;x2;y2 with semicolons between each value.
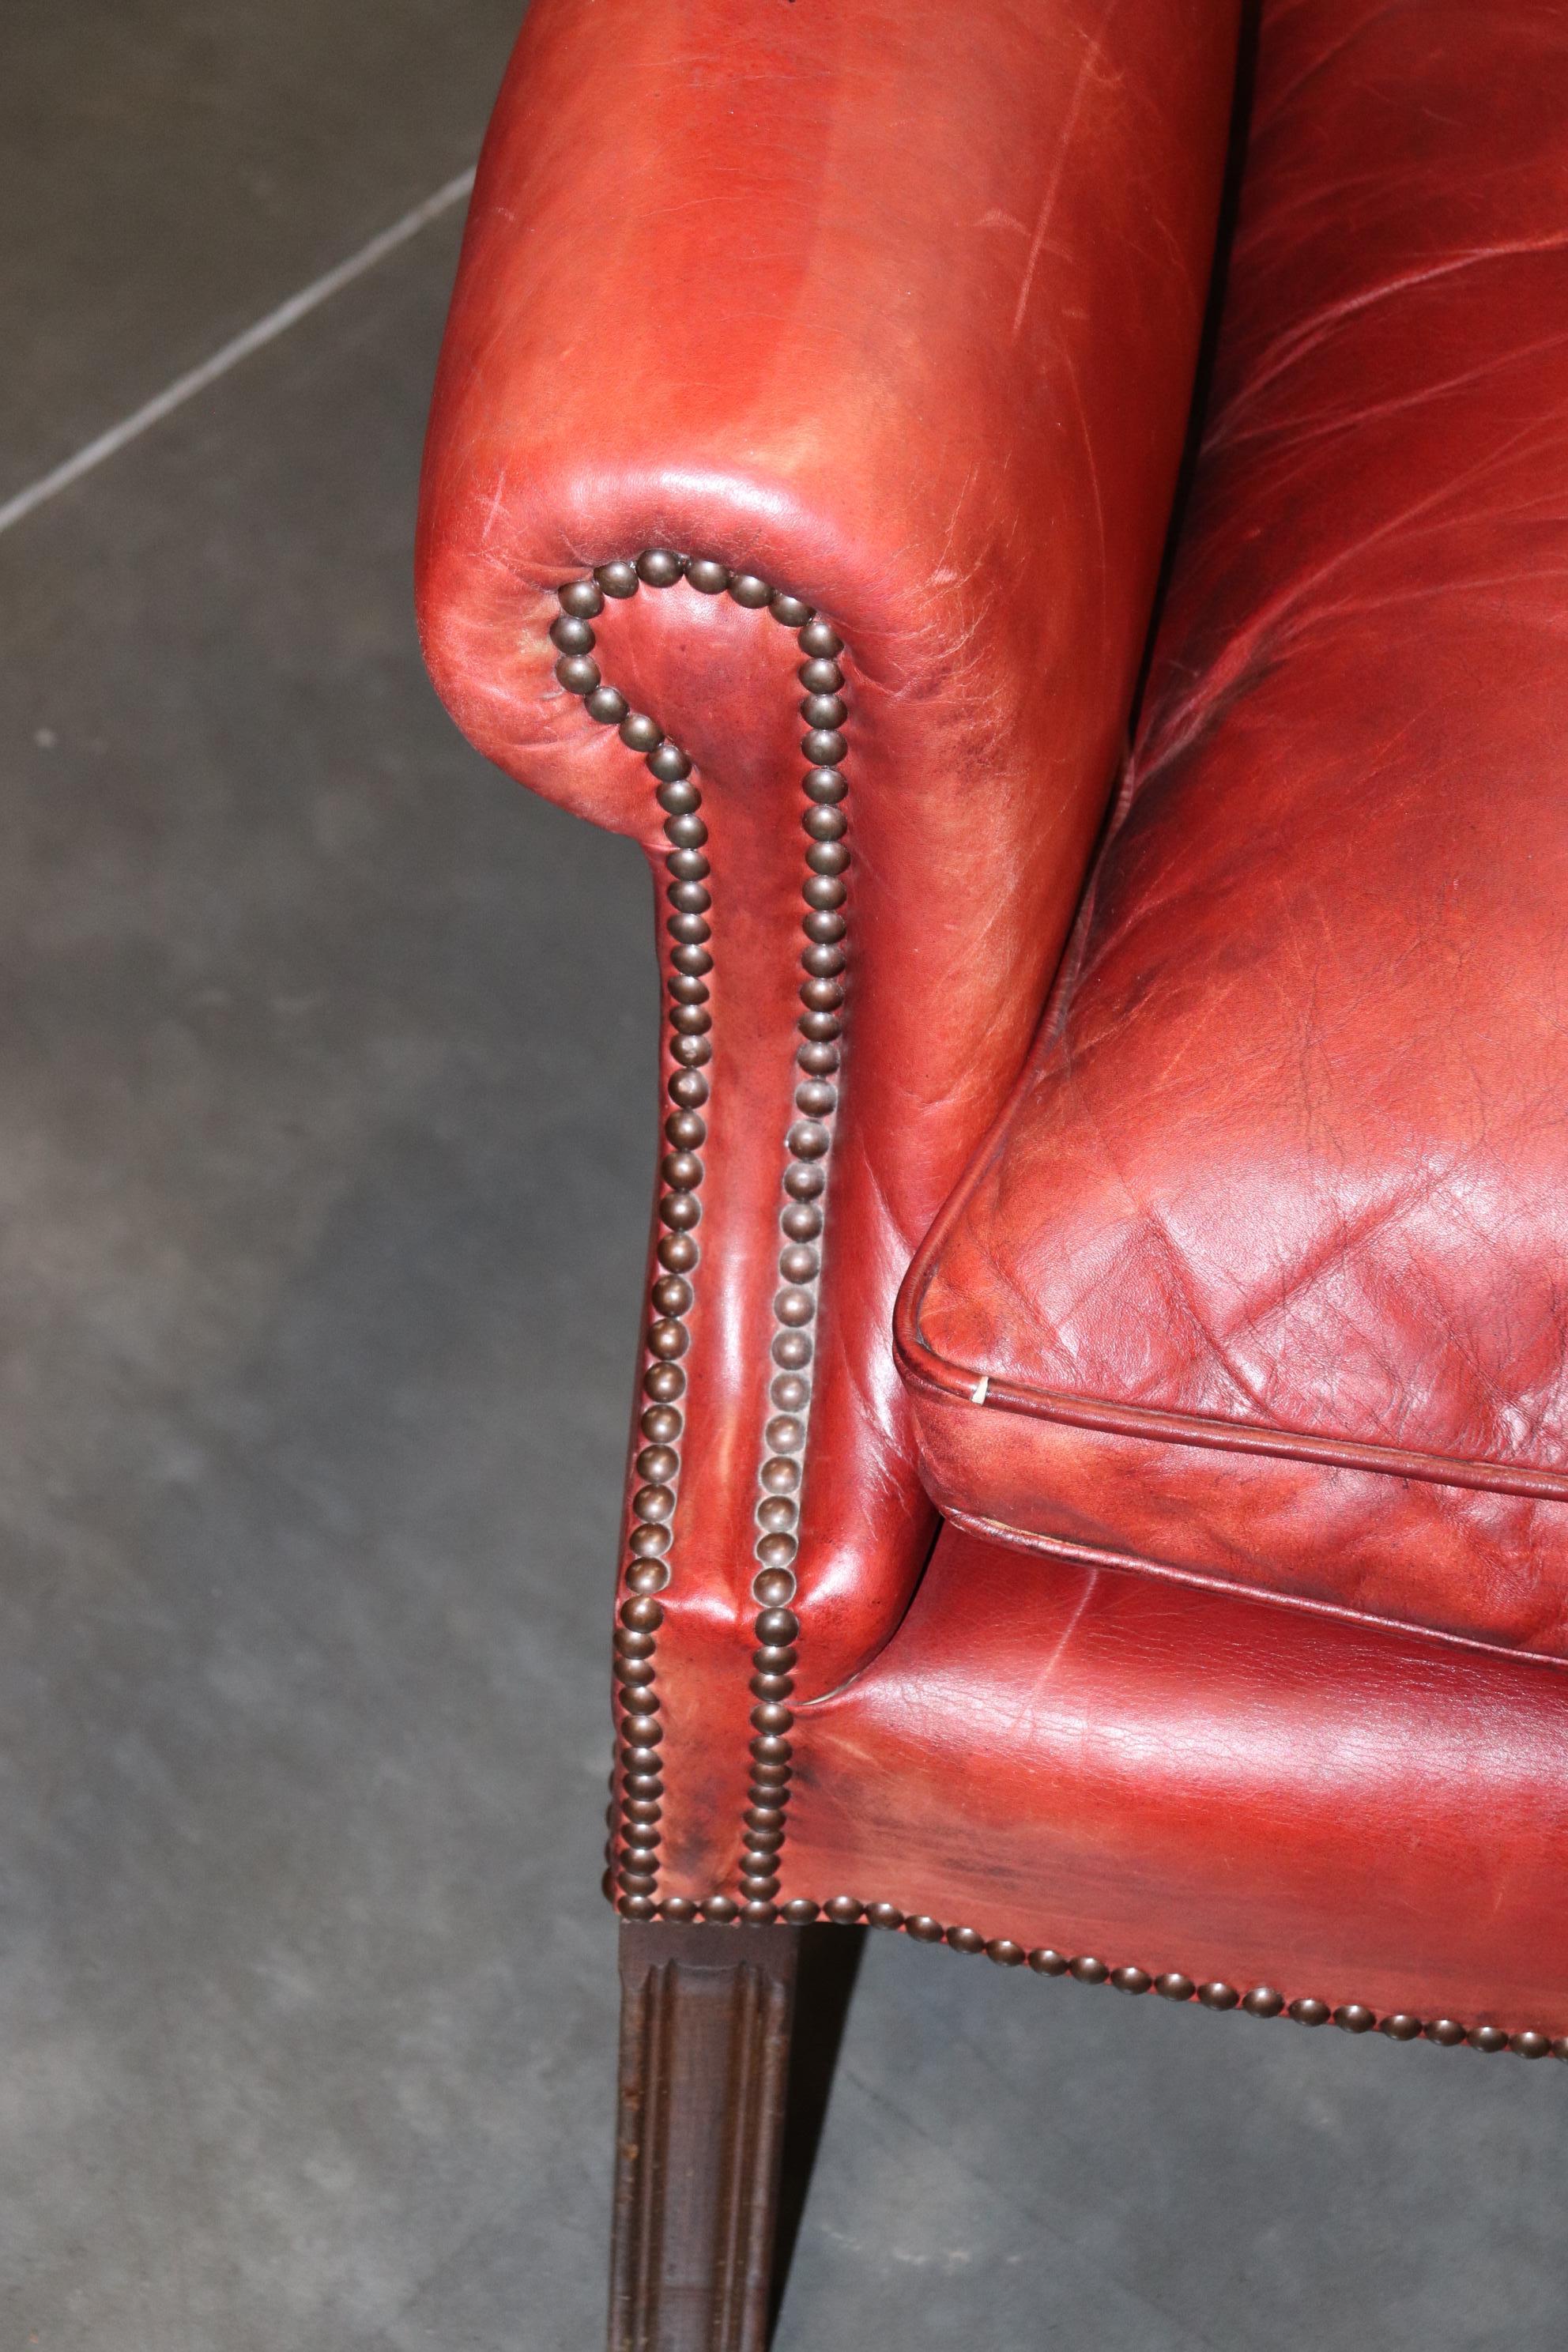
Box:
768;1923;867;2336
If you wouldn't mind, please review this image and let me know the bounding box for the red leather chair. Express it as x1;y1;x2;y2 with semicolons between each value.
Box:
417;1;1568;2341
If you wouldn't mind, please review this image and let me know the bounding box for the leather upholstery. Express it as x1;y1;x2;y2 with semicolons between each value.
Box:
420;0;1568;2048
788;1521;1568;2041
900;0;1568;1664
417;0;1242;1883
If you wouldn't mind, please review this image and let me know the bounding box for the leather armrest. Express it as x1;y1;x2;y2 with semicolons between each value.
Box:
416;0;1241;1720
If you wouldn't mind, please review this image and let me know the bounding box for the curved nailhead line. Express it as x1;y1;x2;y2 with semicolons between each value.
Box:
552;550;838;1923
629;1900;1566;2059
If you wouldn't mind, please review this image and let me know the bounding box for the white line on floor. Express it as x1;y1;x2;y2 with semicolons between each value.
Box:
0;166;477;541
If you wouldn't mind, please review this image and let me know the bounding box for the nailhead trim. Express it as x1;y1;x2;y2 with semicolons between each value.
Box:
629;1896;1567;2060
553;552;843;1923
737;602;848;1928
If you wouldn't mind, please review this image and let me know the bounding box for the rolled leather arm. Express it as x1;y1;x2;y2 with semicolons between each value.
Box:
417;0;1240;1833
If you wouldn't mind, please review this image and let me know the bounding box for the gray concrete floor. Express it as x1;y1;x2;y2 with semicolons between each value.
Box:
2;5;1566;2346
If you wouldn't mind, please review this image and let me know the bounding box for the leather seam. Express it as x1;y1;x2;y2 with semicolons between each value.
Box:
896;1331;1568;1507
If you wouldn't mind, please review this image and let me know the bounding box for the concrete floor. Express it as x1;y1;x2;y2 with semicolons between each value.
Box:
3;4;1566;2346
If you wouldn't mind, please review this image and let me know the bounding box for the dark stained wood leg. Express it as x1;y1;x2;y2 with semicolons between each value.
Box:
770;1922;865;2333
609;1920;800;2352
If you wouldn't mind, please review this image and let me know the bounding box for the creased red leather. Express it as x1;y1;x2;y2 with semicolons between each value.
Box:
901;0;1568;1663
784;1522;1568;2038
416;0;1242;1888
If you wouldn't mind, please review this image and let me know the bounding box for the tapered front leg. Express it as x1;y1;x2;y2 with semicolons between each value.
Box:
610;1921;800;2352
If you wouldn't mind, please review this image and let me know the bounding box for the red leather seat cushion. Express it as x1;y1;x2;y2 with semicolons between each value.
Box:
898;0;1568;1663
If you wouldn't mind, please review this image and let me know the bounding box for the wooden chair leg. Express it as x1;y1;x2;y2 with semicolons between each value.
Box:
609;1919;800;2352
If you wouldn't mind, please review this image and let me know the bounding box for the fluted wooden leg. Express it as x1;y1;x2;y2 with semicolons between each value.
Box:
609;1920;800;2352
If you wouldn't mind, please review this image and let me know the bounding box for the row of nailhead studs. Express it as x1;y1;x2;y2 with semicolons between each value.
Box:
552;550;837;1921
627;1898;1568;2057
737;608;850;1924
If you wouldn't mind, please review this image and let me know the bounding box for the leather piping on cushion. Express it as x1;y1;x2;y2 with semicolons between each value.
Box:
895;1258;1568;1508
895;1225;1568;1667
